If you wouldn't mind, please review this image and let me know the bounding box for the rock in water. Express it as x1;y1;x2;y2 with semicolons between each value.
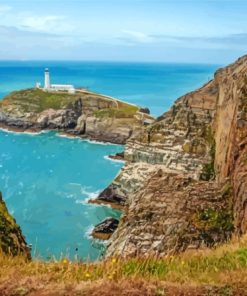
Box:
0;192;31;259
92;218;119;240
108;151;125;161
89;185;126;209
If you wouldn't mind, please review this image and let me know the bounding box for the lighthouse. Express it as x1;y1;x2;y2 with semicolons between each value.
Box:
35;68;75;93
44;68;50;90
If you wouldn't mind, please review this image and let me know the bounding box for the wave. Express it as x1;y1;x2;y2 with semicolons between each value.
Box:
56;133;81;140
70;184;100;205
84;224;94;239
83;138;120;146
103;155;125;163
56;132;122;146
0;128;48;136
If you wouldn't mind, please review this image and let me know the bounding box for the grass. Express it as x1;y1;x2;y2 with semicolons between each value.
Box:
0;89;141;123
0;89;79;113
1;235;247;289
191;207;234;233
94;104;139;119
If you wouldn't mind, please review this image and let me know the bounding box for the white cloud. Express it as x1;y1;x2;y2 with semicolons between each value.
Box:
122;30;154;43
19;15;75;34
0;4;12;14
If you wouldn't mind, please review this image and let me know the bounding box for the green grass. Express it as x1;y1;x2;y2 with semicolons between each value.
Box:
1;236;247;285
192;208;234;233
0;89;141;119
1;89;79;113
94;105;139;119
0;193;29;257
1;236;247;295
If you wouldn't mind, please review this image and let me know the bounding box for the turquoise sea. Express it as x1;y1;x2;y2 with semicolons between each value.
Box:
0;61;219;260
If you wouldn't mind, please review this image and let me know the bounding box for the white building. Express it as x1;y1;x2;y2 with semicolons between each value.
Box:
36;68;76;94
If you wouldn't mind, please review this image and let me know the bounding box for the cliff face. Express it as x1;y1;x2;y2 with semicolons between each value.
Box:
213;58;247;234
0;193;31;258
105;55;247;257
0;89;153;144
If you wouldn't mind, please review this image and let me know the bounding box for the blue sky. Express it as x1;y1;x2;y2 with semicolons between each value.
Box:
0;0;246;63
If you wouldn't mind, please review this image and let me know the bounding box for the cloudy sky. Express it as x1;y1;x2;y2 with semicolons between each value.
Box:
0;0;246;63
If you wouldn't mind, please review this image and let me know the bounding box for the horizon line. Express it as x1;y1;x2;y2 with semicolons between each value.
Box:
0;59;221;66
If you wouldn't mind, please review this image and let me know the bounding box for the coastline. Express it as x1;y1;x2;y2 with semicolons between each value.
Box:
0;123;125;145
88;198;125;211
0;123;43;135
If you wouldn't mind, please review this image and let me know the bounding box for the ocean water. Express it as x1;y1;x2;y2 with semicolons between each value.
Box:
0;130;123;260
0;61;219;116
0;61;219;260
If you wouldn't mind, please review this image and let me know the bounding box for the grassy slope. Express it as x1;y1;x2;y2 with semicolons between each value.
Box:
0;89;81;113
0;193;30;258
0;89;141;118
1;236;247;295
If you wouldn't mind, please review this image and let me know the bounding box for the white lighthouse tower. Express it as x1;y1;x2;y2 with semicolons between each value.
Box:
44;68;50;90
37;68;75;93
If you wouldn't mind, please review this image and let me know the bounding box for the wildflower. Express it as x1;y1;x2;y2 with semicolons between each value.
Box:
63;258;69;265
85;272;91;278
111;258;117;264
181;260;185;266
108;275;113;280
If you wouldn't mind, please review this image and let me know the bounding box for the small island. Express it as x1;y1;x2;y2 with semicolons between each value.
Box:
0;69;154;144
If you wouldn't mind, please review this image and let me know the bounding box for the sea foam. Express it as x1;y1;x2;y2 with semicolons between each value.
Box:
103;155;125;163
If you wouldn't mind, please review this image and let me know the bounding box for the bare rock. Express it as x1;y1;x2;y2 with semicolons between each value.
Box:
92;218;119;240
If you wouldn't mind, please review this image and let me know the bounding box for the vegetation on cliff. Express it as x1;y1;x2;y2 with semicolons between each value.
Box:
0;235;247;295
94;104;139;119
0;89;80;113
0;193;30;259
0;88;141;118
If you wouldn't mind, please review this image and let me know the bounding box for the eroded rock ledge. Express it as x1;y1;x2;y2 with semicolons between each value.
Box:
95;55;247;257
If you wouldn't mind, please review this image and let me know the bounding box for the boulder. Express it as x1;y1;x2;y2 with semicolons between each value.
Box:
92;218;119;240
89;185;126;209
139;107;150;114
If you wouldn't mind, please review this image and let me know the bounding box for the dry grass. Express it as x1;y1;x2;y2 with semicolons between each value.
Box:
1;236;247;295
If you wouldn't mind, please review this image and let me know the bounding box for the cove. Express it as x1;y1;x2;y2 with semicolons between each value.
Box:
0;129;124;261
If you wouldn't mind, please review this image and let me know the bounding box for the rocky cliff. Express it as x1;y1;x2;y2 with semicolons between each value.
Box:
0;89;153;144
99;55;247;257
0;192;31;258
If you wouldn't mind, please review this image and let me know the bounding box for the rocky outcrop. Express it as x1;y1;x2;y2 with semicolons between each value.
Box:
0;89;154;144
92;218;119;240
102;55;247;257
0;192;31;258
108;152;125;161
124;78;217;179
107;173;233;257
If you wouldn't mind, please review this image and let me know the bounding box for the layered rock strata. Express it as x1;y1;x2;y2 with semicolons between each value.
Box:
101;55;247;257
